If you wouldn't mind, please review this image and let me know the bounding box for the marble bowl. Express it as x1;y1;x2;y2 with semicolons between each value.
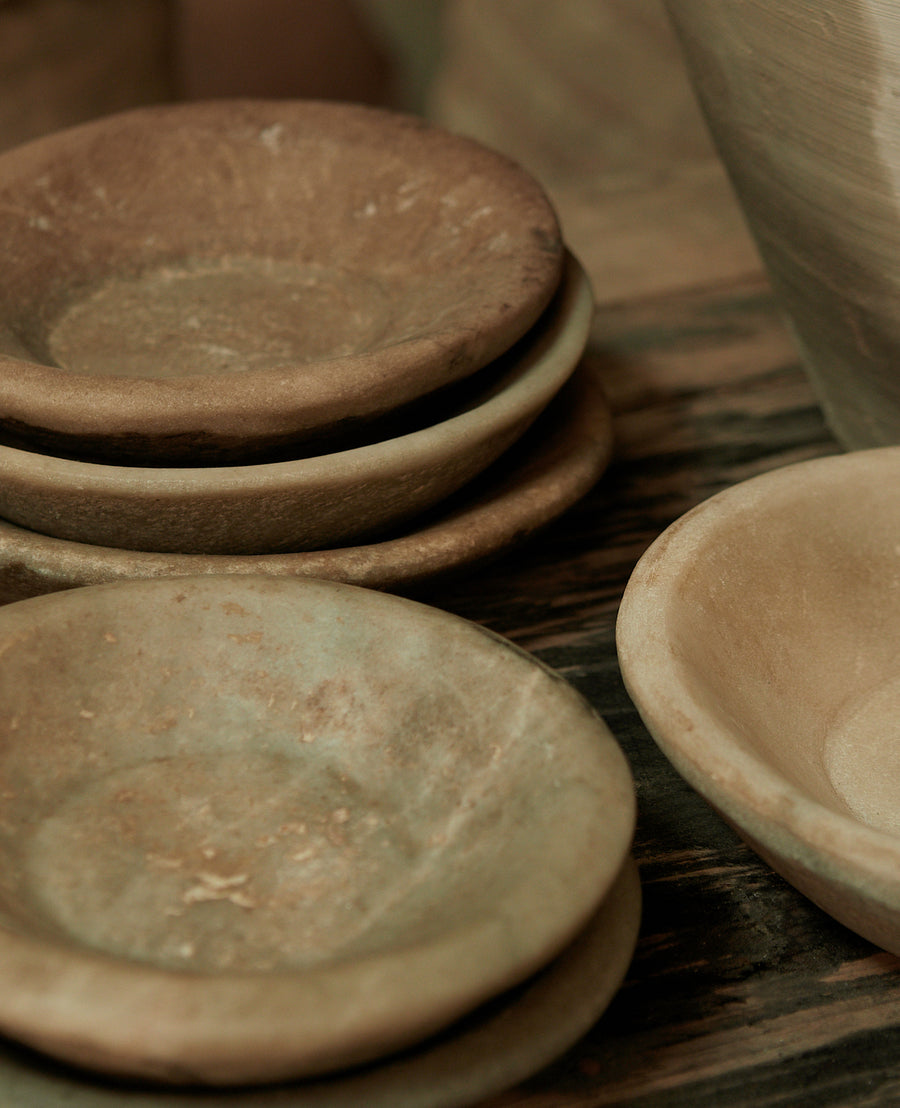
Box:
0;99;563;465
0;574;635;1084
617;448;900;954
0;252;591;555
0;862;641;1107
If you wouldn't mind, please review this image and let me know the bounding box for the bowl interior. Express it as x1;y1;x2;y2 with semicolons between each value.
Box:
0;579;621;970
633;453;900;837
0;100;561;386
0;575;634;1082
0;99;566;465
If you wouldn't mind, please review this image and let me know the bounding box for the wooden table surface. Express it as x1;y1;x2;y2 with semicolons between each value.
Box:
425;10;900;1092
410;173;900;1103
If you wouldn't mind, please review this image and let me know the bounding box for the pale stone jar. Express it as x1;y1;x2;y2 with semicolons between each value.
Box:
666;0;900;449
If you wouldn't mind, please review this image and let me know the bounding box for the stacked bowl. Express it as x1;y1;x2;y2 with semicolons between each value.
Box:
0;574;639;1101
0;99;611;596
0;100;636;1104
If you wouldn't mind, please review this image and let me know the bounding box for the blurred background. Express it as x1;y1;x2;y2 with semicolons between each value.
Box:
0;0;761;301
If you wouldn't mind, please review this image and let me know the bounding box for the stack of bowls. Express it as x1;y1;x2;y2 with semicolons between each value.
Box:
0;100;635;1103
0;574;639;1102
0;99;609;591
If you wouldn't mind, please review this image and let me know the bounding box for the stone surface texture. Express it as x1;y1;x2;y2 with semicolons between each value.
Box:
0;574;635;1085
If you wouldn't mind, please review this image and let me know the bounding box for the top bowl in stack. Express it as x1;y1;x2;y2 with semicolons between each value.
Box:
0;251;593;554
0;99;565;467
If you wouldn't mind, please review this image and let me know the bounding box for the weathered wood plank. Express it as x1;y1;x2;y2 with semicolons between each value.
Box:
421;278;900;1106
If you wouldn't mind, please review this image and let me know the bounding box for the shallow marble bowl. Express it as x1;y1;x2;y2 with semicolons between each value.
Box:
0;862;641;1107
0;252;590;555
617;449;900;954
0;575;635;1084
0;99;563;465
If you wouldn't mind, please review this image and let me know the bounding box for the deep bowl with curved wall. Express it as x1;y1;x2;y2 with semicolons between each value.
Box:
666;0;900;449
618;448;900;953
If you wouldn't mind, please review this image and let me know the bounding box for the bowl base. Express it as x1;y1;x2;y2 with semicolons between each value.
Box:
824;676;900;837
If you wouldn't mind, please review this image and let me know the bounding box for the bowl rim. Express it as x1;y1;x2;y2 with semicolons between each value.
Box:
0;573;636;1084
0;359;613;593
0;861;641;1108
0;252;592;554
0;251;591;492
0;99;564;455
617;448;900;905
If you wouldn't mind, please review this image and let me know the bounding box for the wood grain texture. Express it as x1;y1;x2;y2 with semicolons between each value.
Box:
417;272;900;1105
4;4;898;1098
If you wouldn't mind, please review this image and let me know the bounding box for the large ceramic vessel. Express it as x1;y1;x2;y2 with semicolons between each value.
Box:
666;0;900;449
